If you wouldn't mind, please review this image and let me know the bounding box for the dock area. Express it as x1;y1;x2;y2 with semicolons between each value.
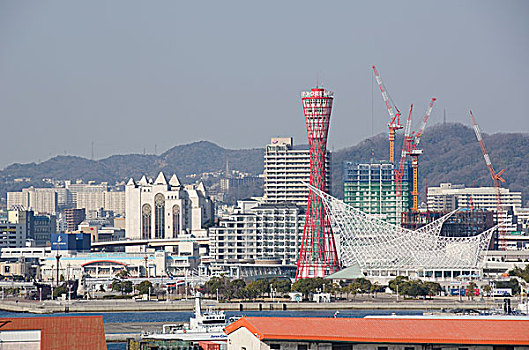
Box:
0;298;504;314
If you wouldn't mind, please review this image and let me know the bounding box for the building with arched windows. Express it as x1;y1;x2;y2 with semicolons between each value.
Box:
125;172;214;251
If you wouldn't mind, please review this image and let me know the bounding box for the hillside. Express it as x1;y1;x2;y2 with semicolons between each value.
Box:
0;141;265;199
331;123;529;205
0;124;528;206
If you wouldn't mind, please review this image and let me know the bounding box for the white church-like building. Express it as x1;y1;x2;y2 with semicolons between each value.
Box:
125;172;214;249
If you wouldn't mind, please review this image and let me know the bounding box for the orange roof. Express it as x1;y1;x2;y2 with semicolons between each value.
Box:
224;317;529;345
0;315;107;349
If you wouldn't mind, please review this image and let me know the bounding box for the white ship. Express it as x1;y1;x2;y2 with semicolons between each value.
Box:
142;293;228;341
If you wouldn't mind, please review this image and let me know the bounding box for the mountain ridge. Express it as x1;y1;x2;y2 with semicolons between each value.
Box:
1;123;527;205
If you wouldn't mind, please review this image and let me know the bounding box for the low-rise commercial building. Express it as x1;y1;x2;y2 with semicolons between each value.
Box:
427;183;522;212
225;317;529;350
40;241;199;281
0;221;26;248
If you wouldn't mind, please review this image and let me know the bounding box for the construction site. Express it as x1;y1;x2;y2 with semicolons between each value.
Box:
342;65;527;250
294;66;528;282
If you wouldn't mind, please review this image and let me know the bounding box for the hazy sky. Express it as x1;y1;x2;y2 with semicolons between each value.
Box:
1;1;528;169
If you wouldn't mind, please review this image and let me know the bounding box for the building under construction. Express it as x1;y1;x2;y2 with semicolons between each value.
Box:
401;208;496;247
344;161;413;225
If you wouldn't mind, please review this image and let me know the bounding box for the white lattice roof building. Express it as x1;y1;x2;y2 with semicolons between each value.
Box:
309;185;499;282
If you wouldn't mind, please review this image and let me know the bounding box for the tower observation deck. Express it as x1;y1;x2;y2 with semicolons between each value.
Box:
296;88;340;279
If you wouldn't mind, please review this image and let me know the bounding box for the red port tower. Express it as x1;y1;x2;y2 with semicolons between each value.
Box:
296;87;340;279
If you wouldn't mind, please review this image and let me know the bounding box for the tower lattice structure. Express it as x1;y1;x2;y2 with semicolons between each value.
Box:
296;87;340;279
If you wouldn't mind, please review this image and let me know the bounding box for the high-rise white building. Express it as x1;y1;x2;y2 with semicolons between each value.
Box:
209;203;305;265
65;181;108;208
125;172;214;247
264;137;330;207
8;182;125;216
427;183;522;212
7;188;58;214
76;191;125;216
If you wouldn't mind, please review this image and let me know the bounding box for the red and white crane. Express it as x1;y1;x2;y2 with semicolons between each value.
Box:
372;65;403;163
469;110;506;246
395;104;414;197
407;98;437;210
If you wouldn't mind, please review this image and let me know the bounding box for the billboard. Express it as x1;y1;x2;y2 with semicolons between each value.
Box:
51;233;91;251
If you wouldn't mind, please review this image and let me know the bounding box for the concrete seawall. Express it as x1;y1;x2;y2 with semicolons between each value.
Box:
0;299;501;314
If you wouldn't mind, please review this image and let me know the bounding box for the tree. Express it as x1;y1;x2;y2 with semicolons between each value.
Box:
228;279;246;300
344;283;358;301
53;285;68;298
136;280;153;295
203;276;230;297
244;281;261;300
112;269;133;295
355;278;372;294
270;278;291;295
467;282;478;300
482;284;492;297
400;280;428;298
113;280;133;295
424;282;442;297
116;269;130;279
291;277;325;299
509;265;529;283
388;276;409;293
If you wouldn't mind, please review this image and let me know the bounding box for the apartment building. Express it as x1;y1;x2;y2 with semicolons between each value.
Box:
264;137;330;207
209;203;305;265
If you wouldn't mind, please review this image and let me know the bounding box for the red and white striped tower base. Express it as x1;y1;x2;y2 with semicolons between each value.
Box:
296;87;340;279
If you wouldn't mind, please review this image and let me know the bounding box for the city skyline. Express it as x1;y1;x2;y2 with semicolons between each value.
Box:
1;1;528;169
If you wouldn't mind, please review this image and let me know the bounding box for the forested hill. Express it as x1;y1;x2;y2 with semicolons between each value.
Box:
1;123;527;206
331;123;529;205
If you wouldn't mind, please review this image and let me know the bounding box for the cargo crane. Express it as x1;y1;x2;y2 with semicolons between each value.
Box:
469;110;506;247
372;65;403;163
407;98;437;211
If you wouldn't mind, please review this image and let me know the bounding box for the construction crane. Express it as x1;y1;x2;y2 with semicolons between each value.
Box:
372;65;403;163
407;98;437;211
395;104;414;197
469;110;506;246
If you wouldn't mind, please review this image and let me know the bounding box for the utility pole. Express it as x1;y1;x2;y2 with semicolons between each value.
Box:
55;254;61;287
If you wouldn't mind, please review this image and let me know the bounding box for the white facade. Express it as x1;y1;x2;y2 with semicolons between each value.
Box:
40;246;199;280
427;183;522;212
264;137;330;207
210;203;305;265
7;182;124;215
7;188;58;214
76;191;125;216
125;172;214;246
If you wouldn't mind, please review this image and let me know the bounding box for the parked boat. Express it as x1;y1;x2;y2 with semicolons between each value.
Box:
142;293;227;341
